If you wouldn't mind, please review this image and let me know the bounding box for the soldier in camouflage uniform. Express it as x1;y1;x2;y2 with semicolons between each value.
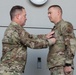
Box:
47;5;76;75
0;5;56;75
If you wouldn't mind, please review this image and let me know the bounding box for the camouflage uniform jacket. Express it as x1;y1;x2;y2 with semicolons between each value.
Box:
47;19;76;69
1;22;51;73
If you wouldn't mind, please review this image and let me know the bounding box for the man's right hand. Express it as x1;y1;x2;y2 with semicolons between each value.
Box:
46;31;55;39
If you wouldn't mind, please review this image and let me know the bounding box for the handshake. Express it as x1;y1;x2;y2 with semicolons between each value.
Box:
46;31;56;45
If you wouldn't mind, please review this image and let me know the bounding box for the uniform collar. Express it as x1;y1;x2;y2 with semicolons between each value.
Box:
55;19;64;25
55;19;64;27
10;21;22;28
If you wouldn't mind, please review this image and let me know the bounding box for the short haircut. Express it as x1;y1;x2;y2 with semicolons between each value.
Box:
48;5;63;14
10;5;25;20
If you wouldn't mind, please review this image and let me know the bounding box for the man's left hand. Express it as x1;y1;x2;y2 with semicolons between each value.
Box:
64;66;72;73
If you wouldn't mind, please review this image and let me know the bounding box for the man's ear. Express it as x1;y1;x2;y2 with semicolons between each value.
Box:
19;15;21;19
16;14;20;19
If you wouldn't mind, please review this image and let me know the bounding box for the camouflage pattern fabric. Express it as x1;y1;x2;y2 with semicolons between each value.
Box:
50;66;73;75
0;71;21;75
47;19;76;70
0;22;52;73
0;63;21;75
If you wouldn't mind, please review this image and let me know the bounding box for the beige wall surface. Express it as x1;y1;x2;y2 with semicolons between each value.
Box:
0;0;76;75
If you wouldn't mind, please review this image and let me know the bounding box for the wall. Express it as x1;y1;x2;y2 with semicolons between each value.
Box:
0;0;76;75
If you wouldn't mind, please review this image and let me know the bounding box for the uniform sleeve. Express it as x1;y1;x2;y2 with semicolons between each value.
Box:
19;28;53;49
61;22;76;66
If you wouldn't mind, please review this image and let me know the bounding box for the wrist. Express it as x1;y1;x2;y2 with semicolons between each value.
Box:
65;63;71;66
64;63;74;69
47;39;54;45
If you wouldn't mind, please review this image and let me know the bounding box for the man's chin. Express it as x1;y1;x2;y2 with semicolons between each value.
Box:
21;24;25;27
